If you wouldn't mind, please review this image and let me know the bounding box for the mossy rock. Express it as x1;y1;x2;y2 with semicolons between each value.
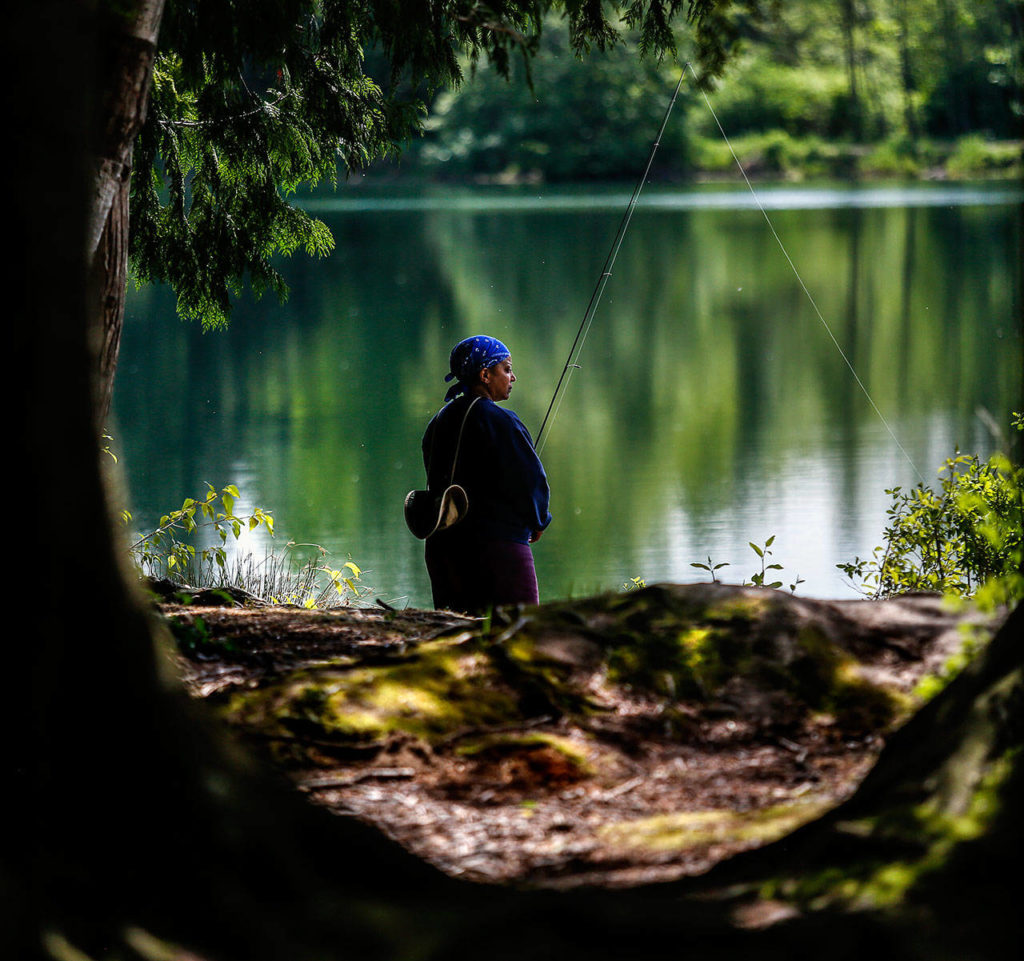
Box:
221;635;523;755
495;584;912;733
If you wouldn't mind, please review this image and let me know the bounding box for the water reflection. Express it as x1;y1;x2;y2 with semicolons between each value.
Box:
114;185;1022;605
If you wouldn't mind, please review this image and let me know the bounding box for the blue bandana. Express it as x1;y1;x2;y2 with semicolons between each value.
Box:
443;335;511;402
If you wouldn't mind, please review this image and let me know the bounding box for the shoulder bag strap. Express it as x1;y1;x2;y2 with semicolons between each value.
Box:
448;396;481;486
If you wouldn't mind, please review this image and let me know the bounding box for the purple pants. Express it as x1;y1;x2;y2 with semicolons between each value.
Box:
425;536;539;613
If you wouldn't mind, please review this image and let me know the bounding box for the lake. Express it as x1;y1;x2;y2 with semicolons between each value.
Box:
113;181;1023;606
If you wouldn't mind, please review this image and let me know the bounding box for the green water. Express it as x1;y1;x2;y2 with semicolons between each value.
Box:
113;182;1022;605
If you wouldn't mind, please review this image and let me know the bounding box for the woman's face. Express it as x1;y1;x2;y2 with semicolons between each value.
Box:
479;356;515;402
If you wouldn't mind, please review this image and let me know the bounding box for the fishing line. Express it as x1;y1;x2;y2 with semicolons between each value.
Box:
535;63;923;486
534;65;687;455
687;63;926;485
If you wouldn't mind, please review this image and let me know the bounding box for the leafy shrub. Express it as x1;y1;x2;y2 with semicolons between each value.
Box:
691;62;850;139
838;416;1023;607
407;24;693;181
861;136;923;177
690;130;847;179
126;483;274;578
946;136;1024;177
125;484;370;607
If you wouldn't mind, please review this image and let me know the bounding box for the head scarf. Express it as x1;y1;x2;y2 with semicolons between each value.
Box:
443;335;510;402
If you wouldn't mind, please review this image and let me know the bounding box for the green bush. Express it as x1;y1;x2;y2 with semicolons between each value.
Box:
407;26;693;182
861;137;923;177
125;484;370;607
691;62;849;140
690;130;845;179
838;416;1023;608
946;135;1024;177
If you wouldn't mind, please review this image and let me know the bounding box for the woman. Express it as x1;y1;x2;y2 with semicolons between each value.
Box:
421;335;552;612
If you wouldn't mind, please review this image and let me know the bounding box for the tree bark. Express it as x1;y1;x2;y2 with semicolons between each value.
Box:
88;0;165;424
838;0;863;141
893;0;920;142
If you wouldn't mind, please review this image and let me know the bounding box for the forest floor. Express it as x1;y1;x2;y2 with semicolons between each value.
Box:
161;584;997;892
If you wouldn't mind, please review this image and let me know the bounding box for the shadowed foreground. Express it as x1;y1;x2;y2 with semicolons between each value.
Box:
35;583;1004;961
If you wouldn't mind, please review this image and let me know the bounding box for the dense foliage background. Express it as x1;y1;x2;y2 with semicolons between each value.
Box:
389;0;1022;181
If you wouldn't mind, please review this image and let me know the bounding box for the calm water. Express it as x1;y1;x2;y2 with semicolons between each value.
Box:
113;182;1023;605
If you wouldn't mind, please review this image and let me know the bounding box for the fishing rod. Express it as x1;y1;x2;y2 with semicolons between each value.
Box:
533;64;688;455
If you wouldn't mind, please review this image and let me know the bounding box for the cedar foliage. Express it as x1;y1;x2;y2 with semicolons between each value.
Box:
127;1;751;329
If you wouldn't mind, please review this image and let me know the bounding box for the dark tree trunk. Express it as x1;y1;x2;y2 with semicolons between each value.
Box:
838;0;863;140
92;173;130;426
938;0;970;135
893;0;920;142
88;0;164;424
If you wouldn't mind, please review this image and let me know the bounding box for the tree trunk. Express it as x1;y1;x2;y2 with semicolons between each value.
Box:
838;0;863;140
938;0;969;135
893;0;920;142
88;0;165;425
92;171;131;426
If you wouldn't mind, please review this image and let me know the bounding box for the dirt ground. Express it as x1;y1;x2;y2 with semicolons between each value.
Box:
162;587;987;890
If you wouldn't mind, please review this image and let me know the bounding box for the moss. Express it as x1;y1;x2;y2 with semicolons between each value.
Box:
913;625;985;702
599;614;741;698
539;593;907;730
787;626;907;731
828;665;910;733
221;637;522;746
762;751;1016;911
703;594;771;622
599;798;834;853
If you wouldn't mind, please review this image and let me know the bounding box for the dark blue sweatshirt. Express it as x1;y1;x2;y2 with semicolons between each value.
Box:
422;395;552;544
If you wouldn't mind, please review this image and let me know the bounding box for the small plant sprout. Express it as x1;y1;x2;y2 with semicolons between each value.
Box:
744;535;785;589
690;556;730;583
690;540;800;593
621;575;647;592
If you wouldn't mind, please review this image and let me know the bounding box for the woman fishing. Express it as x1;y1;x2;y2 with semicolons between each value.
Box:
419;335;551;613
